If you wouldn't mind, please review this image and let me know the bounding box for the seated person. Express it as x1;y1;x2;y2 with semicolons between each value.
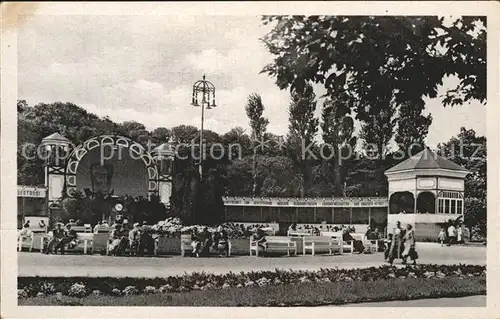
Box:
38;220;47;231
122;219;130;232
108;224;127;256
46;223;65;254
191;229;201;257
313;227;320;236
197;227;212;256
212;226;229;256
251;228;267;256
138;223;154;256
288;223;297;232
365;226;373;238
343;229;364;253
63;223;78;249
93;220;103;234
18;222;33;240
128;223;141;255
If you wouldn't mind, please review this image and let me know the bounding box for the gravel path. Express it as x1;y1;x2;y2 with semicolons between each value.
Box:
18;243;485;278
340;295;486;307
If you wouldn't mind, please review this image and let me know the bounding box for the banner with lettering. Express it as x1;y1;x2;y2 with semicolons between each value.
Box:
223;197;388;207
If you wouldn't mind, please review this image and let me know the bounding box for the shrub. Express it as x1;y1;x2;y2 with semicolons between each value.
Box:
18;264;486;297
40;282;56;295
111;288;121;296
123;286;139;295
18;289;28;299
68;283;87;298
159;284;173;293
143;286;157;294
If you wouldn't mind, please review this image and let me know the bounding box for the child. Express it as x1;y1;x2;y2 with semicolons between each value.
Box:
384;233;393;260
438;228;446;247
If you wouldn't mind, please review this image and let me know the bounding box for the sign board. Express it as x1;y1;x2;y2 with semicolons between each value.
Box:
17;186;47;198
223;196;388;208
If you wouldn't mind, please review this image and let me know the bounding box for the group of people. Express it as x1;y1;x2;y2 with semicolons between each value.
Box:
189;226;229;257
288;223;357;234
384;221;418;265
44;222;78;254
107;219;155;256
438;222;464;246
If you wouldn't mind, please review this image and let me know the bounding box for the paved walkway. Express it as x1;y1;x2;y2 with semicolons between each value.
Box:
340;295;486;307
18;243;485;277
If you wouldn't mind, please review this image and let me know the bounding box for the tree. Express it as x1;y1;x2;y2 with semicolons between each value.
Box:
437;127;486;235
221;127;252;159
151;127;172;144
437;127;486;198
261;16;486;109
394;99;433;156
171;125;199;144
222;157;254;196
170;163;200;225
359;96;397;159
321;93;357;196
258;156;302;197
245;93;269;196
286;84;319;197
196;168;225;225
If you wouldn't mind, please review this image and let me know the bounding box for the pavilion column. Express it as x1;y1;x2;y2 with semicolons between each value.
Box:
368;207;371;225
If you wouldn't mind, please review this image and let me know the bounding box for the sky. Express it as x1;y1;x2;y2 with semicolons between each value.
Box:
17;15;486;148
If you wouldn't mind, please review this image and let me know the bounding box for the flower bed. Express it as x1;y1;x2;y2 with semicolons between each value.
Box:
19;277;486;307
150;218;250;239
18;264;485;298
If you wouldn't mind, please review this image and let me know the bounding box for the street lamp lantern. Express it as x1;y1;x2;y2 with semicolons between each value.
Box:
191;75;217;180
192;75;216;108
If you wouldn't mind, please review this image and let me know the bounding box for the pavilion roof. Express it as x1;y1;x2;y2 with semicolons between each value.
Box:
385;147;468;173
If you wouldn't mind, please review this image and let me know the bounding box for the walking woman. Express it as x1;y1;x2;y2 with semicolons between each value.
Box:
387;221;405;265
402;224;418;265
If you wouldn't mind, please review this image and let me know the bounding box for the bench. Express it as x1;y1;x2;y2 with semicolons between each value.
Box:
287;230;312;237
351;233;378;253
303;236;343;256
40;232;94;254
72;225;92;233
320;231;354;254
180;235;232;257
18;234;34;252
250;236;297;257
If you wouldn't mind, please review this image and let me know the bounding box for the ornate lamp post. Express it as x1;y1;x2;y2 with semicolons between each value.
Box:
191;75;216;181
152;139;175;206
40;132;71;226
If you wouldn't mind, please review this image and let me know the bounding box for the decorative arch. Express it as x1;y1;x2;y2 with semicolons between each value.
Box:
64;135;158;197
416;191;436;214
389;191;415;214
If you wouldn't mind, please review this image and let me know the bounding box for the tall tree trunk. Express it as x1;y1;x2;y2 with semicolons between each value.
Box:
333;148;344;197
251;148;257;197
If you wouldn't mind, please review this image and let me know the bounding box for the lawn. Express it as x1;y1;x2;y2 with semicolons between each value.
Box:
19;276;485;307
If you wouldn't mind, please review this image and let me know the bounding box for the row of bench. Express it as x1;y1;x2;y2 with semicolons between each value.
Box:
19;232;379;257
250;233;378;256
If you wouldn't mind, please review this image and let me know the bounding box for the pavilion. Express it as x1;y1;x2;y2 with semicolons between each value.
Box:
385;147;469;240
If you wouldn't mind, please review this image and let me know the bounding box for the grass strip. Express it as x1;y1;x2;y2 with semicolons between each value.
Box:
19;276;485;307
